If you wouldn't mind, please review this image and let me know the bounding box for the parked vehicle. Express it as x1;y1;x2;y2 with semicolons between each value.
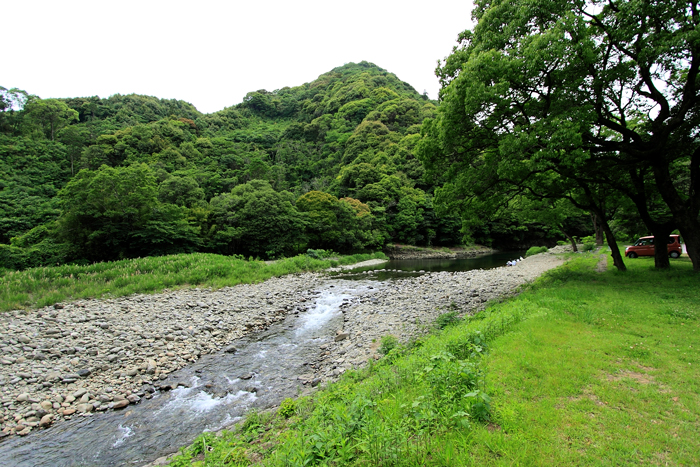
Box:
625;235;683;258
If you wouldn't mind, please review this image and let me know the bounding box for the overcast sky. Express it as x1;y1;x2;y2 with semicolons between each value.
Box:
4;0;474;114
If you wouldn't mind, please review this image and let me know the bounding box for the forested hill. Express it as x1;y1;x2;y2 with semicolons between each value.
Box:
1;61;469;268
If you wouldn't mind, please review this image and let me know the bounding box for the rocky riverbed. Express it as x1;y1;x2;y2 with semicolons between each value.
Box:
0;253;564;440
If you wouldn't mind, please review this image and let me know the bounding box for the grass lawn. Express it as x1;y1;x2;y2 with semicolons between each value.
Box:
166;252;699;466
466;254;700;465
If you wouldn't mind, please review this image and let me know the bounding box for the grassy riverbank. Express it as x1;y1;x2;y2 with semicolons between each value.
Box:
166;253;699;466
0;252;387;312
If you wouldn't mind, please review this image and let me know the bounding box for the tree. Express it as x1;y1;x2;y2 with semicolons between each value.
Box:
296;191;379;251
0;87;31;135
57;125;92;175
420;0;700;270
209;180;306;258
158;175;205;208
297;191;343;249
56;163;196;260
24;99;78;141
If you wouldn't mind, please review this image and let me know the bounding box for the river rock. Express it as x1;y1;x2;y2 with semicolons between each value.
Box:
112;400;129;409
334;332;349;342
39;414;53;427
146;359;157;374
76;403;93;413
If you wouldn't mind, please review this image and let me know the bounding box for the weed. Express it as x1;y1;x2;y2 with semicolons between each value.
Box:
278;398;296;419
378;335;399;355
435;311;462;329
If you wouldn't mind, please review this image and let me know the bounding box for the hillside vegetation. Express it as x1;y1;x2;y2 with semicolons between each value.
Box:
1;63;470;269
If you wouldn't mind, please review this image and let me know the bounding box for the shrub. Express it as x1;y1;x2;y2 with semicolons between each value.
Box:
525;246;548;256
278;398;296;418
582;243;596;251
306;248;334;259
435;311;461;329
378;335;399;355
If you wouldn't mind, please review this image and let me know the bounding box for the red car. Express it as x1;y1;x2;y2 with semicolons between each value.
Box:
625;235;683;258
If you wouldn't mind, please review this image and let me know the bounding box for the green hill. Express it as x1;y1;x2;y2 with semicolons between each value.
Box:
0;62;463;268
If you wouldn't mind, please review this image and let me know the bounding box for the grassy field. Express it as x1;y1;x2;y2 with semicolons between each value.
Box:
0;252;387;312
165;252;700;467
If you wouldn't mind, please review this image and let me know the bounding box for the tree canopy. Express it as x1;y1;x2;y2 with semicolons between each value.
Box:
418;0;700;270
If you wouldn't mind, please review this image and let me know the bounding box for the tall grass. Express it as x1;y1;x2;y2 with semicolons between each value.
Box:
0;252;387;312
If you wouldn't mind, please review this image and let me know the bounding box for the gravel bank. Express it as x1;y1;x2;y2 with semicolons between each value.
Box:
0;253;563;439
310;253;565;383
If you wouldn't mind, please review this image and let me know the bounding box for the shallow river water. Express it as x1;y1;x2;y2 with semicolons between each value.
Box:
0;252;521;466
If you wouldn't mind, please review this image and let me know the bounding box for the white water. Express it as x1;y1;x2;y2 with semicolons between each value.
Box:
295;289;351;336
158;381;257;416
112;425;134;448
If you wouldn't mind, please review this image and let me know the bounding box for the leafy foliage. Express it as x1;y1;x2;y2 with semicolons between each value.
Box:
525;246;549;256
1;62;466;267
418;0;700;270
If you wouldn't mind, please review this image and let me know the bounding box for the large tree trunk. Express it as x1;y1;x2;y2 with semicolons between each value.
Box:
652;227;673;270
678;222;700;271
651;154;700;271
591;213;604;245
626;167;676;269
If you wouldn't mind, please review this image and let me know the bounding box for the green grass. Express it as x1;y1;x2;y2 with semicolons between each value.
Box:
166;252;700;467
0;251;387;312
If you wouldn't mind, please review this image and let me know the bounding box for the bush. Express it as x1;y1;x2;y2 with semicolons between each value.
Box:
378;335;399;355
581;243;596;251
306;248;334;259
0;240;73;270
278;398;296;418
525;246;548;256
435;311;461;329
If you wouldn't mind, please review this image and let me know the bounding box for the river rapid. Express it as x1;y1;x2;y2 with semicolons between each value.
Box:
0;252;565;466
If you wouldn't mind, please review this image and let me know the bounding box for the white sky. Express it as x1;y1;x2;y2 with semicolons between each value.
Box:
3;0;474;114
